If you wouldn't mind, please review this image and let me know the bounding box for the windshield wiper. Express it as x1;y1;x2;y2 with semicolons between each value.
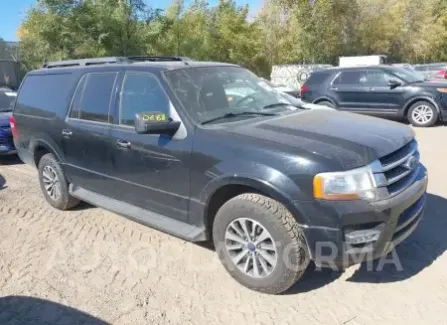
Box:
201;111;278;125
262;102;293;110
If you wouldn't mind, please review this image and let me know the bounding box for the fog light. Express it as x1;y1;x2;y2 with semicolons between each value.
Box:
345;224;385;245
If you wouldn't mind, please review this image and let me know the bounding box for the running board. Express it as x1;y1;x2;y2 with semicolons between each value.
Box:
69;185;207;242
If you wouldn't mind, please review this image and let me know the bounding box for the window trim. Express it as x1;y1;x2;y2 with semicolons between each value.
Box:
67;74;86;119
66;71;118;124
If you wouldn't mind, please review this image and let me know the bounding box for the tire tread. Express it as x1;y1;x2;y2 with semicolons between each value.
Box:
219;193;308;294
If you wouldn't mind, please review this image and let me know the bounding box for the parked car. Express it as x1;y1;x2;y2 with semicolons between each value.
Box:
0;87;16;155
270;64;333;91
301;65;447;127
12;57;427;294
260;78;300;98
391;63;427;80
413;63;447;81
225;78;331;111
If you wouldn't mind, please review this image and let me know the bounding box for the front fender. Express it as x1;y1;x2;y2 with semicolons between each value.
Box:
192;160;312;227
402;96;440;117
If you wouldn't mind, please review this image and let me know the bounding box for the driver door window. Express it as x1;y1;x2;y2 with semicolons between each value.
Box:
119;72;170;126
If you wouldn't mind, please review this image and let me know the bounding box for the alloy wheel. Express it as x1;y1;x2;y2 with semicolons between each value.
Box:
42;165;61;201
411;105;434;125
225;218;278;278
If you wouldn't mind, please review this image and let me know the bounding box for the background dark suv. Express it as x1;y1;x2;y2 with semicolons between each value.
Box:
301;66;447;127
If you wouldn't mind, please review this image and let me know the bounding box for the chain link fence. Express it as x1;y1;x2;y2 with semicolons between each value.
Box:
0;41;22;90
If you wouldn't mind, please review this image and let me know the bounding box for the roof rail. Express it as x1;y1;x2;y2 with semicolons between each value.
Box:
42;56;194;69
43;57;128;69
127;56;193;62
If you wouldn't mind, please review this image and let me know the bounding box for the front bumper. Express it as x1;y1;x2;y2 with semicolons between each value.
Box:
301;165;428;269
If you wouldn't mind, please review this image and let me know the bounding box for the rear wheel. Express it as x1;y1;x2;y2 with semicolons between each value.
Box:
38;153;80;210
212;193;309;294
316;100;335;108
408;101;438;127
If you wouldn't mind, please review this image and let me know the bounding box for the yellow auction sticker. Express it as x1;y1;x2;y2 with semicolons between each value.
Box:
141;113;168;122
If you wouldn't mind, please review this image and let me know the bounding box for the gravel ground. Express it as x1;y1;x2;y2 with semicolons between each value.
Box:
0;126;446;325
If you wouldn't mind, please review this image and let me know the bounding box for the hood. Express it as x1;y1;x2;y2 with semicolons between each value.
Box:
224;110;414;170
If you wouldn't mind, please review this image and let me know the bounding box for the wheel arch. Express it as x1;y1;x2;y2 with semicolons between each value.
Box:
30;138;63;168
403;96;440;119
202;176;309;239
313;97;336;106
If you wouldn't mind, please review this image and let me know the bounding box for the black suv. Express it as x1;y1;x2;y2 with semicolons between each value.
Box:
12;57;427;294
301;65;447;127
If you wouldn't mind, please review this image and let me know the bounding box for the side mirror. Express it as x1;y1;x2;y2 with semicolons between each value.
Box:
135;112;181;135
388;79;401;89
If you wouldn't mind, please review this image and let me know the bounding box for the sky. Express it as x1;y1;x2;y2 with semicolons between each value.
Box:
0;0;261;42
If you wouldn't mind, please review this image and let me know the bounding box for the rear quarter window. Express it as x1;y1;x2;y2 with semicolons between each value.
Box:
305;72;332;85
15;73;75;118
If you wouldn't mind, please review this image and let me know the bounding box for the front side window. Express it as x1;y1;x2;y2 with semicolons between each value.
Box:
165;66;301;123
388;67;424;83
119;72;170;126
365;70;394;86
70;72;117;123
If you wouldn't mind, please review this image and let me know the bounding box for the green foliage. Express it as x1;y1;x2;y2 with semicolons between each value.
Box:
17;0;447;73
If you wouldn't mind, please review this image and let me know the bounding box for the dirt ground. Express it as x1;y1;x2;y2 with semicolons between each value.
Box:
0;126;446;325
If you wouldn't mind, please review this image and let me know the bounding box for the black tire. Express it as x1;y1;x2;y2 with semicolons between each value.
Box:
316;100;335;108
212;193;309;294
407;101;438;127
38;153;80;210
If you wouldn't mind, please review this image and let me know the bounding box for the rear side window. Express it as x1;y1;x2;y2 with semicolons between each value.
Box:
15;73;74;117
333;70;368;85
305;72;332;85
69;72;117;123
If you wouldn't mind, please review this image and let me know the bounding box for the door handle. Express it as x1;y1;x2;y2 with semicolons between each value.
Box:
116;139;131;149
62;129;72;137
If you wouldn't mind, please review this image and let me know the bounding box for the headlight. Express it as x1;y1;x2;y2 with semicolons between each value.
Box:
313;164;377;201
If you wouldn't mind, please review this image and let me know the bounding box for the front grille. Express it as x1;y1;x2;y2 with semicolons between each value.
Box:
392;194;425;241
373;140;420;198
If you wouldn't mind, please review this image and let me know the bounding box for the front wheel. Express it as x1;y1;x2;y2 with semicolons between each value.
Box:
212;194;309;294
408;101;438;127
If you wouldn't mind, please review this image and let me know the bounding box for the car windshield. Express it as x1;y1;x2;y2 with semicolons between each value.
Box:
389;67;424;83
165;66;302;124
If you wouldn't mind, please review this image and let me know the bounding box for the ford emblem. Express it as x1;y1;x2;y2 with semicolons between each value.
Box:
402;156;419;171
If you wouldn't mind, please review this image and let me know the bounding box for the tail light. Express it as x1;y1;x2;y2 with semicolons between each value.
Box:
9;116;18;138
300;85;309;98
437;69;447;79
